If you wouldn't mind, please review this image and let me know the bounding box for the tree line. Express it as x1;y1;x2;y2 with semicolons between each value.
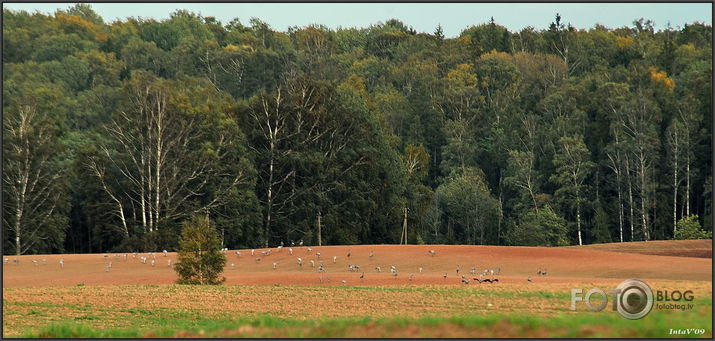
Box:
3;5;712;255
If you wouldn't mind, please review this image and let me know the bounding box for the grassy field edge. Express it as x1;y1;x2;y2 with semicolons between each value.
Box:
21;310;713;338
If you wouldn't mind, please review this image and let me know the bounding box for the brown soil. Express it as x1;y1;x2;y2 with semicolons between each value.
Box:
570;239;712;258
3;242;711;287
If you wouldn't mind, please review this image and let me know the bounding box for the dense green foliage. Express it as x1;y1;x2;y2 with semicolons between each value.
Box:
674;215;713;240
2;5;712;253
174;215;227;284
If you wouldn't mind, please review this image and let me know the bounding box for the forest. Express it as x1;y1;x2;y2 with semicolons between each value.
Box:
2;4;712;255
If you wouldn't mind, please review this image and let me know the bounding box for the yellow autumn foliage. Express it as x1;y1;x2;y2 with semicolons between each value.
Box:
648;66;675;92
616;36;633;49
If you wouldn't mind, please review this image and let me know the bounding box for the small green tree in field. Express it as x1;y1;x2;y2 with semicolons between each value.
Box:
174;215;226;284
674;215;712;240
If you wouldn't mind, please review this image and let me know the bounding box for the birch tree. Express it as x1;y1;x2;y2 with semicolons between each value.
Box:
551;135;594;245
3;103;67;254
91;71;248;237
622;90;660;241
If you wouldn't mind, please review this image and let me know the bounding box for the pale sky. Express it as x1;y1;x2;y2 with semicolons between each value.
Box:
3;2;712;37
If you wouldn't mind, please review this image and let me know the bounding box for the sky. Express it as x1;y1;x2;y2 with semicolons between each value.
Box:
3;2;712;37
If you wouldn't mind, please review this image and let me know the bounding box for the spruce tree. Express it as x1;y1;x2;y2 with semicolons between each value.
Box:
174;215;227;285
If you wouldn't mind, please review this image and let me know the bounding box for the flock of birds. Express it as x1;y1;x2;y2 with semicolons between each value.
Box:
4;241;549;285
223;242;550;285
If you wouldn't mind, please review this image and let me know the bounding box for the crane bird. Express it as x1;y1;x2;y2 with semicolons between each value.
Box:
333;255;337;264
408;273;414;281
341;279;347;285
307;248;313;254
32;259;38;266
297;257;303;267
255;257;261;263
456;265;460;275
369;251;374;259
59;258;64;268
316;252;321;258
289;248;293;255
418;267;423;274
151;259;155;267
310;260;315;268
251;249;255;256
375;266;381;273
443;273;447;279
360;272;365;280
163;250;168;257
168;260;173;267
347;250;351;259
273;262;277;270
3;258;8;264
428;250;436;257
527;276;532;282
299;240;304;246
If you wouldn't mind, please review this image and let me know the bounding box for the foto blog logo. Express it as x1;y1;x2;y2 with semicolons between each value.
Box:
571;279;654;320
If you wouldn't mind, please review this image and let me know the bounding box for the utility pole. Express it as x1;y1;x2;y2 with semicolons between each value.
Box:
400;207;408;245
317;211;322;247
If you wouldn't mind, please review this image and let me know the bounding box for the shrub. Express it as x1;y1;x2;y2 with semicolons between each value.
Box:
674;215;712;240
174;215;226;285
507;206;570;246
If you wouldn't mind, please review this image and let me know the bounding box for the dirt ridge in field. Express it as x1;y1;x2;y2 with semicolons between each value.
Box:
569;239;712;258
3;243;711;287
